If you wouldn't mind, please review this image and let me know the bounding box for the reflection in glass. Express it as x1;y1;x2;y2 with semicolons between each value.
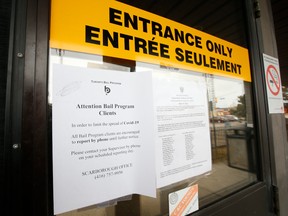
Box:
201;75;256;206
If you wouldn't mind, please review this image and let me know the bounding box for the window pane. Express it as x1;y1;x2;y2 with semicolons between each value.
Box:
49;0;259;215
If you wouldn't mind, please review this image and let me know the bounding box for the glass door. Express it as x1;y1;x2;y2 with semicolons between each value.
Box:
48;0;272;215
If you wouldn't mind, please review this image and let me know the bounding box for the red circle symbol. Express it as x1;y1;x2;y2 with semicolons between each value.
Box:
266;65;281;96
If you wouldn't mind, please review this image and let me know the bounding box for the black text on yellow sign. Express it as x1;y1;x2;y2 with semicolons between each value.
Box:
50;0;251;82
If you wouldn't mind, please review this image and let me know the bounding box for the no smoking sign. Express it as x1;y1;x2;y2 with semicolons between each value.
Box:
263;54;283;113
266;64;281;96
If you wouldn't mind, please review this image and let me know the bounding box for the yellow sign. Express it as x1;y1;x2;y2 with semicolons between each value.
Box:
50;0;251;82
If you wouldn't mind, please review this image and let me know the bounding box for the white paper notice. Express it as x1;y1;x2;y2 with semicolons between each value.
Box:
153;71;212;188
263;54;284;114
52;64;155;214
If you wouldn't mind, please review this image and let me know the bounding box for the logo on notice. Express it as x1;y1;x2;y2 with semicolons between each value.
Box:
169;192;178;205
104;86;111;95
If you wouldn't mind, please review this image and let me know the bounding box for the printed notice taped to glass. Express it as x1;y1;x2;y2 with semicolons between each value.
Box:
153;70;212;188
169;184;199;216
52;64;155;214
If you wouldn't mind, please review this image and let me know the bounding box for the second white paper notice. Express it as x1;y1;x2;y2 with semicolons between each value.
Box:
153;70;212;188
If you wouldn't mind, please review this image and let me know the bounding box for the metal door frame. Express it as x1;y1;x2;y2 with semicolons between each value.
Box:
4;0;286;215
